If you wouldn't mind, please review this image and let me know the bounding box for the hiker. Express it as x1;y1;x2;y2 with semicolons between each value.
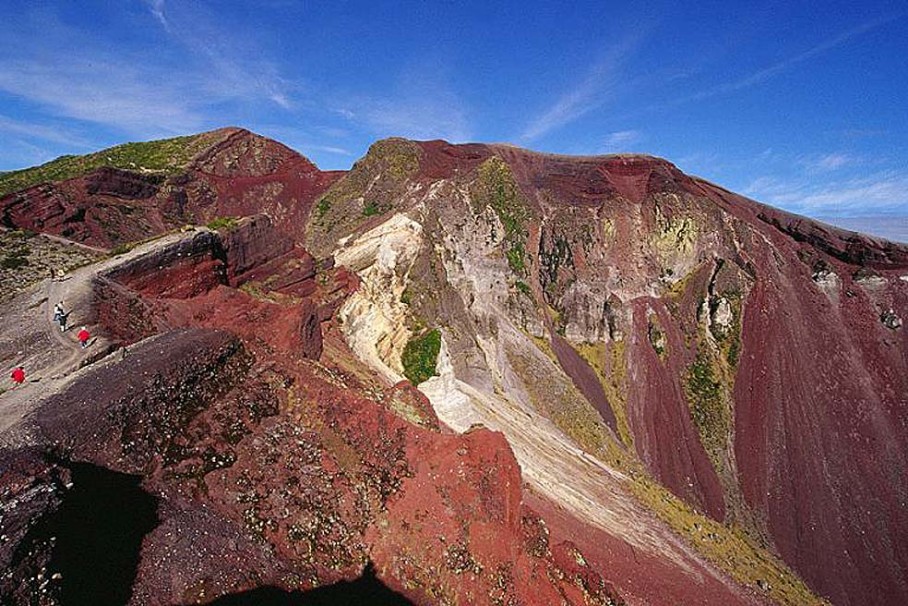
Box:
53;301;67;332
11;366;25;386
77;326;90;349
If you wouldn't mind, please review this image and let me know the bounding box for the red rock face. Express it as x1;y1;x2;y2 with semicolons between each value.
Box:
730;223;908;606
175;129;343;241
0;129;341;249
398;140;908;604
0;213;622;605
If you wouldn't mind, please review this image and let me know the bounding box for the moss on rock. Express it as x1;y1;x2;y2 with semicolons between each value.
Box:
401;329;442;385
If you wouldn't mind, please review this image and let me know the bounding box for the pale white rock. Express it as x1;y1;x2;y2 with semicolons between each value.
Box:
335;213;423;383
710;297;733;333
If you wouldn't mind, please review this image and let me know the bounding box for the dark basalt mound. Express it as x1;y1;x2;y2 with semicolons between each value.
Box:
208;564;414;606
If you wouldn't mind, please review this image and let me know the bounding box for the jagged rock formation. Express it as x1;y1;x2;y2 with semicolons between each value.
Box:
2;130;906;606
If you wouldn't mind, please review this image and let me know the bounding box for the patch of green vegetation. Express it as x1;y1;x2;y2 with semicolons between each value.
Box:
715;291;743;368
648;319;667;358
515;280;532;297
0;132;216;197
685;350;728;458
401;328;441;385
506;244;526;273
473;157;531;275
540;234;573;296
362;201;381;217
206;216;239;231
305;138;421;256
0;251;29;269
109;242;138;257
650;203;699;265
626;473;824;606
8;229;36;240
508;347;613;458
576;340;634;448
727;337;741;367
316;197;331;220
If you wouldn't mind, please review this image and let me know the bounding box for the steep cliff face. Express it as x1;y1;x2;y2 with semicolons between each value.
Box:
308;138;907;606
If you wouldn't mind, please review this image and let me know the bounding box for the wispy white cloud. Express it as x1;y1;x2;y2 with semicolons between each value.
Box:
744;170;908;217
0;3;293;138
306;144;352;156
143;0;169;31
0;57;204;136
817;216;908;243
601;130;641;151
681;14;903;103
521;39;638;142
0;114;92;148
801;152;855;172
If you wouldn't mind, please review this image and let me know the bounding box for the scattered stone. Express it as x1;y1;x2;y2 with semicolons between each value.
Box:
853;267;887;288
880;309;903;330
811;259;839;290
648;319;666;356
709;296;733;336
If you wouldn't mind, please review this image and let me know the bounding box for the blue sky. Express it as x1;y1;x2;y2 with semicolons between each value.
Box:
1;0;906;236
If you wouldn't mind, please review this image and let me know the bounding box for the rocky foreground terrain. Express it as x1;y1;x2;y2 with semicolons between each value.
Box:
0;128;905;605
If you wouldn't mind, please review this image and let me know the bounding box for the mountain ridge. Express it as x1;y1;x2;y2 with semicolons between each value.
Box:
1;128;906;606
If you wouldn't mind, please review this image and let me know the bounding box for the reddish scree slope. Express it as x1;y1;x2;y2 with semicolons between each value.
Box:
401;140;908;605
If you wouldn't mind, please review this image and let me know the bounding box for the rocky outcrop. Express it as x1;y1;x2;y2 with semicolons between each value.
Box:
0;201;621;605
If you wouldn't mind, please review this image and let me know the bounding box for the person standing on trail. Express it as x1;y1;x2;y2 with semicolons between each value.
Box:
78;326;90;349
54;301;67;332
11;366;25;386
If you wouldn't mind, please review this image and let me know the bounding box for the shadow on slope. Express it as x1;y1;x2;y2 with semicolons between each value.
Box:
208;563;415;606
16;461;160;606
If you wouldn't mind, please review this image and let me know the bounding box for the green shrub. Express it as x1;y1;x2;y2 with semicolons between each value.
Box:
402;329;442;385
685;351;726;454
1;254;29;269
206;216;239;231
506;244;526;272
316;197;331;219
109;242;136;256
362;201;381;217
